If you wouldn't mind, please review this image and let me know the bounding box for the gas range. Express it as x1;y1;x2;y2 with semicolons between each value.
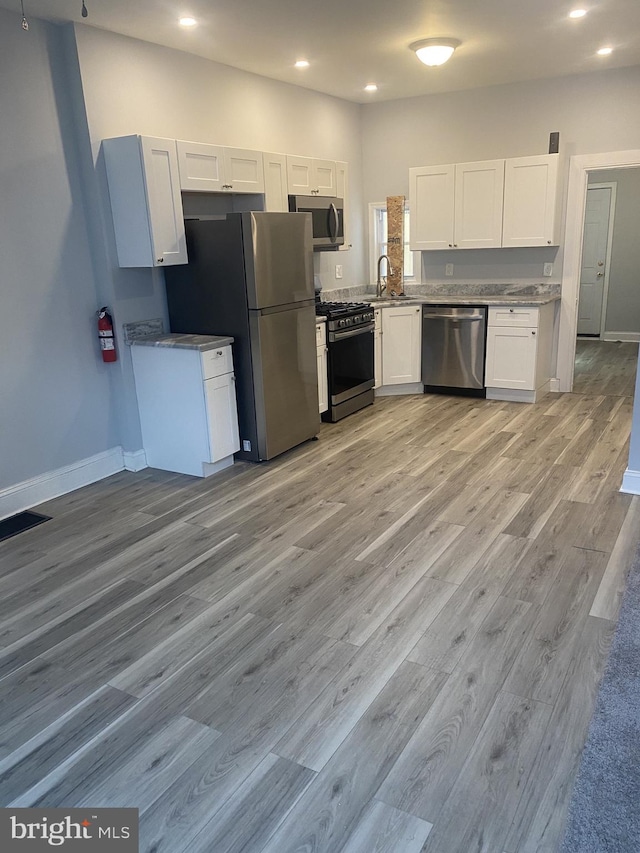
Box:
315;301;375;331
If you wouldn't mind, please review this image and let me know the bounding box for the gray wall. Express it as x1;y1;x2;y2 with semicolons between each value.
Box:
71;23;365;451
0;9;116;491
361;65;640;286
589;168;640;335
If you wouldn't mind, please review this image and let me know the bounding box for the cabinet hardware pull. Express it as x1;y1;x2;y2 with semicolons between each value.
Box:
453;244;458;247
532;331;536;335
156;258;164;264
448;243;453;247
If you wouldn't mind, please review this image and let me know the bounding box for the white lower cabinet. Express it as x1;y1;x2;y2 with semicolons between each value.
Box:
374;309;382;389
316;322;328;413
131;342;240;477
381;305;422;386
485;303;555;402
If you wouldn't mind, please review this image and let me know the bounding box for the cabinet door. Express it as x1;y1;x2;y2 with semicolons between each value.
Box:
454;160;505;249
176;140;225;191
223;147;265;193
409;164;455;250
316;346;328;413
502;154;560;247
287;155;315;194
204;373;240;462
104;135;187;267
286;156;337;196
263;152;289;212
381;305;422;385
485;326;537;390
313;159;337;196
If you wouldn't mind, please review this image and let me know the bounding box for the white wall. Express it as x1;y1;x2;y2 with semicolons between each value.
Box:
588;168;640;335
0;9;117;495
70;24;365;450
361;65;640;285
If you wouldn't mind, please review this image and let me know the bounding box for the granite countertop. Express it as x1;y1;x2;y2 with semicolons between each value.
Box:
367;293;561;307
131;333;234;351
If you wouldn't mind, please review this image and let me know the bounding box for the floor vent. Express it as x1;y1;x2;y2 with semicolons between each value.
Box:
0;511;52;543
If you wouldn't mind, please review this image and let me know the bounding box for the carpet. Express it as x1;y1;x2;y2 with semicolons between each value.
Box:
560;544;640;853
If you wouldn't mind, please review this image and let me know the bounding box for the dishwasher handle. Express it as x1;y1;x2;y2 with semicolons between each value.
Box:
423;312;484;321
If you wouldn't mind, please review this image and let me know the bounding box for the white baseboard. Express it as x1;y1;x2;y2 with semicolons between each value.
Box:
602;331;640;343
621;467;640;495
0;447;147;521
123;449;147;472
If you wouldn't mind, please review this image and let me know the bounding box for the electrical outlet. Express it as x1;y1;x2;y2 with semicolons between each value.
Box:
242;440;251;452
335;264;343;279
445;263;454;277
543;262;553;277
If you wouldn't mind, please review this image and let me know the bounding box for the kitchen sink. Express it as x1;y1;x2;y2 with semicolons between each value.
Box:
367;294;413;303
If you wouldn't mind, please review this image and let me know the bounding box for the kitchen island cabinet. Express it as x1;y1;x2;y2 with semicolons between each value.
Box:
131;336;240;477
485;302;555;402
103;135;187;268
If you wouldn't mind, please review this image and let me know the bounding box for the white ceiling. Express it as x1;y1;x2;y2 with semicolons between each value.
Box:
4;0;640;102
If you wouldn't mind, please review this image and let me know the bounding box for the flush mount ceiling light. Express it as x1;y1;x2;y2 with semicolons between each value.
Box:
294;60;310;68
364;84;378;92
597;46;613;55
569;9;587;18
410;38;461;67
179;16;197;27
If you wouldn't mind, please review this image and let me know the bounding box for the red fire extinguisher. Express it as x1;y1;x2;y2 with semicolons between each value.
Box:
97;306;117;363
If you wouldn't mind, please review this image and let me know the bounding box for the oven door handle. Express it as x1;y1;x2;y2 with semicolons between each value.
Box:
328;323;374;342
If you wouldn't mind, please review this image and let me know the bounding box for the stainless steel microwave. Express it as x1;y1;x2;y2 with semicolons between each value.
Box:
288;195;344;250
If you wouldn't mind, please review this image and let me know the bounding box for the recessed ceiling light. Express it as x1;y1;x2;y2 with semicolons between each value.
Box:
295;60;310;68
569;9;587;18
179;17;197;28
597;46;613;55
364;84;378;92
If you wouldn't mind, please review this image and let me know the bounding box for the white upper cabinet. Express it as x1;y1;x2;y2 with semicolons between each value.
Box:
409;160;504;250
103;135;187;268
502;154;561;247
176;141;265;193
454;160;505;249
286;155;337;196
263;152;289;212
409;164;455;250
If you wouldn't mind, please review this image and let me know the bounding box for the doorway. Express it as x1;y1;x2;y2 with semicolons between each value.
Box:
577;183;616;337
558;149;640;392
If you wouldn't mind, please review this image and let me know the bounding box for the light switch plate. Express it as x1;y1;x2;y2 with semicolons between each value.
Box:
335;264;343;279
543;263;553;277
445;263;454;277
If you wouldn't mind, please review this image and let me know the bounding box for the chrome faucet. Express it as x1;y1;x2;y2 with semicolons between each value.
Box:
376;254;394;298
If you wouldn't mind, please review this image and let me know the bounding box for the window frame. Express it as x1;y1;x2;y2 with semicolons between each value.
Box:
368;201;420;286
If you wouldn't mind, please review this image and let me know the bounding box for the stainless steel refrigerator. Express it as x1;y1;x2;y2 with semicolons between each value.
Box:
164;212;319;462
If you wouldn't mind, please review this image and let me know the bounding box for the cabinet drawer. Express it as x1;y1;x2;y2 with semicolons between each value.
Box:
315;323;326;348
201;345;232;379
488;306;540;328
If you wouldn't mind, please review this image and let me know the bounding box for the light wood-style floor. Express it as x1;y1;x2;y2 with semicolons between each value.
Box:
1;340;638;852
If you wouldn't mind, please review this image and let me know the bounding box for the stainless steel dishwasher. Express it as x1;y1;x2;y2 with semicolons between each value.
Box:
422;305;487;395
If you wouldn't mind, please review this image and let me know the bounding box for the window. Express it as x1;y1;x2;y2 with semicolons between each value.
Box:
369;202;419;284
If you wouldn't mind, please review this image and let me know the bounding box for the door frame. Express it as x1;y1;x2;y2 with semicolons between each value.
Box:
578;181;617;339
558;149;640;391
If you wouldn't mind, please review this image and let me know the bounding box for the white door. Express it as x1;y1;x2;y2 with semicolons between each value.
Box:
381;305;422;385
204;373;240;462
409;164;455;250
578;185;614;336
